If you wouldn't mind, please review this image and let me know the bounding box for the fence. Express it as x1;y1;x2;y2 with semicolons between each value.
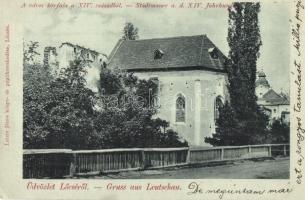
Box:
23;144;289;178
23;149;73;178
189;144;289;164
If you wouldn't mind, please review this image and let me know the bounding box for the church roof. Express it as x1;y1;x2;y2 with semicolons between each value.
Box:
260;89;289;105
108;35;227;72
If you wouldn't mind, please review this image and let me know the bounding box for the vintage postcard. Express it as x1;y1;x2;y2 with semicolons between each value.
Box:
0;0;305;199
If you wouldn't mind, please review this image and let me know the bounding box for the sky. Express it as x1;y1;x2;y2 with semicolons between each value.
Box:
23;1;291;92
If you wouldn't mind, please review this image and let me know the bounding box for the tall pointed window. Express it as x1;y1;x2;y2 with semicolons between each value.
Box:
214;96;223;121
176;94;186;122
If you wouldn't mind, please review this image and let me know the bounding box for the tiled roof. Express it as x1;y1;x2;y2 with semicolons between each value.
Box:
259;89;289;105
108;35;227;72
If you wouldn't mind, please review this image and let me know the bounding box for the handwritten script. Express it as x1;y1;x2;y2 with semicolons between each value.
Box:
292;0;305;185
187;182;292;199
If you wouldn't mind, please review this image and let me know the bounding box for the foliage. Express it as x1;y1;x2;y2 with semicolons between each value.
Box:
99;68;122;95
227;2;262;119
24;42;187;149
96;69;187;148
23;62;53;148
122;22;139;40
23;41;40;64
24;59;96;149
266;119;289;144
205;102;242;146
205;2;270;146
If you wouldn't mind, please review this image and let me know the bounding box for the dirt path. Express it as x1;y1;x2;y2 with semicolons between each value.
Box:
87;157;289;179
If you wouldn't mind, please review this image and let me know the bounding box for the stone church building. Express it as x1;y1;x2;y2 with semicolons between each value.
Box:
108;35;229;146
44;35;289;146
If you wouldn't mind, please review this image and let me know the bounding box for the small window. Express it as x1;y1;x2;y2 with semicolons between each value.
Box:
176;94;186;123
102;62;107;68
154;49;164;59
281;111;290;123
208;47;219;59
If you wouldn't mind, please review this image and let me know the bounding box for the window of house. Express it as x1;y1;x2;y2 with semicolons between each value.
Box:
208;47;219;59
281;111;290;123
214;96;224;121
154;49;164;59
176;94;186;123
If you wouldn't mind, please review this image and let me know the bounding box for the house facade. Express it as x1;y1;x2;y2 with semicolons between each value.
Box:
108;35;229;146
255;70;290;124
44;42;108;92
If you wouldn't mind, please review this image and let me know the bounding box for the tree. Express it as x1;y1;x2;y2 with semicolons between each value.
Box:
43;60;96;149
24;44;187;149
266;119;289;144
23;62;53;148
23;42;51;148
122;22;139;40
227;2;262;119
96;69;187;148
24;59;97;149
98;68;122;95
205;2;269;146
205;102;242;146
23;41;40;64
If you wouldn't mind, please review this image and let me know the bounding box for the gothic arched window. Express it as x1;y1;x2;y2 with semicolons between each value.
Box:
214;96;223;121
176;94;186;122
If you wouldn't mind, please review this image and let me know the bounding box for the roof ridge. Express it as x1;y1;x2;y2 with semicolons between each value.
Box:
263;89;283;99
108;39;124;63
108;34;227;72
123;34;206;42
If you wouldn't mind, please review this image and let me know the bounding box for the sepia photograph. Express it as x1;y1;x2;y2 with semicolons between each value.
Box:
21;1;292;180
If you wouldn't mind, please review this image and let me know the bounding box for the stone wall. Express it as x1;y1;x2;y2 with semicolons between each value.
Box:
135;70;228;146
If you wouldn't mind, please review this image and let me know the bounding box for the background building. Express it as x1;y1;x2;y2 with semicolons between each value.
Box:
44;42;108;92
255;70;290;124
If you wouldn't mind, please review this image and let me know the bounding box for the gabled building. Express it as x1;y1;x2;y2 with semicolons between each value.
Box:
108;35;229;146
255;70;290;124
